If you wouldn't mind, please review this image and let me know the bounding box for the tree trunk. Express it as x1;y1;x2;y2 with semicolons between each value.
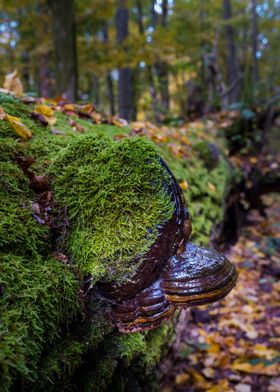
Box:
223;0;239;103
136;0;160;121
107;72;115;116
136;0;144;34
92;75;100;107
251;0;259;85
147;65;161;122
102;25;115;116
155;61;170;112
116;0;132;120
154;0;170;113
39;53;52;98
48;0;78;101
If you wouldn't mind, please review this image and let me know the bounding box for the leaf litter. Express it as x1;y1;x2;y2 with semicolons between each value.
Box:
159;194;280;392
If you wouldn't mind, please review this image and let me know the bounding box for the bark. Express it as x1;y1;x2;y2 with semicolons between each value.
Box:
147;64;161;122
21;51;30;89
92;75;100;107
116;0;132;120
136;0;144;34
48;0;78;101
205;29;228;111
106;72;115;116
223;0;239;103
154;0;170;113
155;61;170;113
251;0;259;85
135;0;160;121
135;0;160;120
37;3;52;97
102;25;115;116
39;53;52;97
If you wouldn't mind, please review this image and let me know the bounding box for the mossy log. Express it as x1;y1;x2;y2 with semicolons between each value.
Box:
0;93;232;391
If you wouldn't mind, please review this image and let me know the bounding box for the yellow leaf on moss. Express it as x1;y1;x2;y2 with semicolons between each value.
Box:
3;70;24;97
63;103;76;111
35;104;54;117
179;180;189;190
34;105;56;125
5;114;32;140
208;182;217;192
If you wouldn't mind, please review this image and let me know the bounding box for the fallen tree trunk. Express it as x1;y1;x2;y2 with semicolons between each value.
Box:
0;92;236;391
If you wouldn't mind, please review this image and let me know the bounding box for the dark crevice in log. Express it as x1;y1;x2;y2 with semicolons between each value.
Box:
212;168;280;251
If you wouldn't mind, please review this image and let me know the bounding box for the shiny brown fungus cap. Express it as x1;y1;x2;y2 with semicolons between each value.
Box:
162;243;237;307
112;243;237;333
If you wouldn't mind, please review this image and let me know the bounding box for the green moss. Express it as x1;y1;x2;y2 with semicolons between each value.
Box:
161;146;230;246
142;323;174;370
0;94;80;389
51;134;175;282
83;356;118;392
0;254;79;390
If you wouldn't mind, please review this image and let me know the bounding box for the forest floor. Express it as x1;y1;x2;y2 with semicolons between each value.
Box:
159;193;280;392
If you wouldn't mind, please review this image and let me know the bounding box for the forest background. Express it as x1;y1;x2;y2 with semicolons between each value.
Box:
1;0;280;123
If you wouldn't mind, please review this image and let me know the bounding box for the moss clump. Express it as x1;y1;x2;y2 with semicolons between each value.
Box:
193;141;220;170
160;146;230;246
0;110;80;389
51;134;175;283
0;254;79;389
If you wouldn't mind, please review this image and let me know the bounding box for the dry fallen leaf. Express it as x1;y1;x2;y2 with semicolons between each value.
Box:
202;367;215;378
179;180;189;190
3;70;24;97
34;104;57;125
208;379;230;392
175;373;190;385
232;362;279;376
235;383;252;392
208;182;217;193
111;116;128;127
5;113;32;140
68;118;85;132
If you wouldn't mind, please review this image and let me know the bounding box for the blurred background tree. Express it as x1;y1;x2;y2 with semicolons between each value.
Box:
0;0;279;120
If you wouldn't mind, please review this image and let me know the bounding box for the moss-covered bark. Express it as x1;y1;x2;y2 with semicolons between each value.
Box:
0;92;231;391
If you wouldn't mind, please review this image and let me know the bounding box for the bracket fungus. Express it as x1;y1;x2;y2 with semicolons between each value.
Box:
51;135;237;334
99;159;237;333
